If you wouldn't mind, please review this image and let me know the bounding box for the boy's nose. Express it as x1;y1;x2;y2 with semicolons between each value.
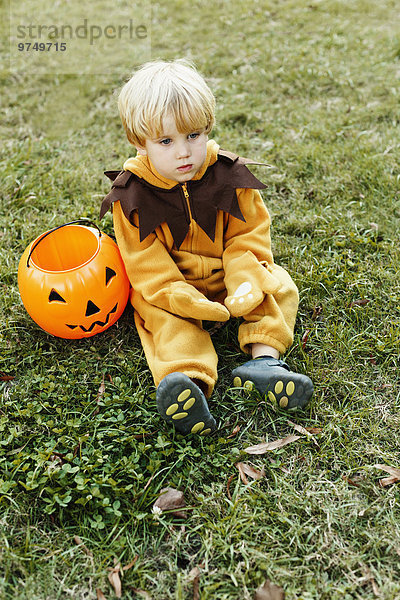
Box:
176;140;191;159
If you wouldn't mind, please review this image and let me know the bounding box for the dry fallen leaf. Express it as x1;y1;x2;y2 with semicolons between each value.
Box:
123;556;138;571
306;427;323;434
108;562;122;598
188;567;200;600
244;435;300;455
93;374;106;416
128;589;152;599
380;475;399;486
226;474;235;500
97;374;106;400
142;473;156;494
374;464;400;486
349;298;370;308
301;329;310;350
374;464;400;478
74;535;94;568
96;590;107;600
254;579;285;599
288;420;319;447
343;474;365;488
227;425;241;438
153;487;186;517
73;535;93;557
236;462;266;484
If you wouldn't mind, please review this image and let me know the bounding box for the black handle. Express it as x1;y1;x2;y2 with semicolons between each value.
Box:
26;219;102;268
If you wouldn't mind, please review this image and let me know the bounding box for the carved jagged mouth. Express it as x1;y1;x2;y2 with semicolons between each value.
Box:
66;303;118;333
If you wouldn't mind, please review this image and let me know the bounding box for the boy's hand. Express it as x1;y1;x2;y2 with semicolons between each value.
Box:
224;251;282;317
169;282;230;321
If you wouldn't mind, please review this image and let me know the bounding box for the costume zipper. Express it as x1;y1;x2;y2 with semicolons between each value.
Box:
181;182;193;223
181;181;198;253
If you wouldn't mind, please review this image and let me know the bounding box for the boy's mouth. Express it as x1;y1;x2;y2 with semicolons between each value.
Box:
177;164;193;173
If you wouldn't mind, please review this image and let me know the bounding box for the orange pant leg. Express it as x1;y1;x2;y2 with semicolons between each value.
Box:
131;290;218;398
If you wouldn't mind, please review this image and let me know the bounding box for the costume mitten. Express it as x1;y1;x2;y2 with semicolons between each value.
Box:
168;281;230;321
224;251;282;317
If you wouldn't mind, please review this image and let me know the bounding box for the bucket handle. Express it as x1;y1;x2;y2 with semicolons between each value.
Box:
26;219;102;268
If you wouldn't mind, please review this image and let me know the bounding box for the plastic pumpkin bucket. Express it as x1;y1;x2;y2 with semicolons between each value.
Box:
18;220;130;339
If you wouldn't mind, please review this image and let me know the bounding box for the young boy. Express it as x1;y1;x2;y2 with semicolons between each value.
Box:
100;59;313;436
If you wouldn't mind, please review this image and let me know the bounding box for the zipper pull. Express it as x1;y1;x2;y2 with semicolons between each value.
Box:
181;182;190;201
180;182;191;223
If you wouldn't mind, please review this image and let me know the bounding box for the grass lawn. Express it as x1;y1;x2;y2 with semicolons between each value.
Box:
1;0;400;598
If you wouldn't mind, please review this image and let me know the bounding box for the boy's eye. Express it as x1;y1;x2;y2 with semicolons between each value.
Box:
188;133;199;140
160;138;172;145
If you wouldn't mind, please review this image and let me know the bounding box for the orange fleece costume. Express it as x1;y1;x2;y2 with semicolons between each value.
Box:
100;140;299;397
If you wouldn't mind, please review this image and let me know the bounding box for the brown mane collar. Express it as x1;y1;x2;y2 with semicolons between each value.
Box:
100;150;269;249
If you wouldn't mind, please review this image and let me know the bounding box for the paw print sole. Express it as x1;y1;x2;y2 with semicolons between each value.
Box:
232;369;313;409
156;373;216;435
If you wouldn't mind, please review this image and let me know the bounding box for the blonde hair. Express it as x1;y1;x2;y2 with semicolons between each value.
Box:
118;59;215;147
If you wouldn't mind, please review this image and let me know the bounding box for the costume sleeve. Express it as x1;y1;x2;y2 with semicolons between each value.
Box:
113;202;229;321
222;188;293;317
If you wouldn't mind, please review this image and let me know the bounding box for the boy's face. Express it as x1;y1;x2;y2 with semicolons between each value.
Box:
136;114;208;183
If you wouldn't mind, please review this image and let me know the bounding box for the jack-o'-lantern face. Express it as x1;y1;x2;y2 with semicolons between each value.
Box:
47;265;120;335
18;224;130;339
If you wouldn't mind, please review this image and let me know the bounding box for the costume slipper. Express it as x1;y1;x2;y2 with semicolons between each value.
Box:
156;372;217;436
231;356;313;409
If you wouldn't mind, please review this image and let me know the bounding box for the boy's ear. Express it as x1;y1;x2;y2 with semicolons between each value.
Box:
135;146;147;156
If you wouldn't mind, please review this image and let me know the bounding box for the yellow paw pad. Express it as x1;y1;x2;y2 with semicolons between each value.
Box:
279;396;289;408
183;397;196;410
191;422;205;433
243;380;254;391
274;380;284;394
177;389;191;403
233;376;242;387
172;412;188;420
286;381;295;396
201;428;212;436
268;391;276;402
166;403;179;416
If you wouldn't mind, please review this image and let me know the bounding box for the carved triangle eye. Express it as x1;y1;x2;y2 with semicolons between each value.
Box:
105;267;116;286
85;300;100;317
49;289;66;303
